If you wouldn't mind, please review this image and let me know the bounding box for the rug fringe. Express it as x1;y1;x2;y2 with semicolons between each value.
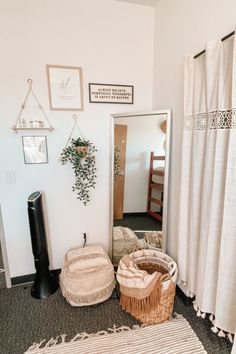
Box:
26;324;144;351
173;312;184;319
26;316;184;352
25;317;207;354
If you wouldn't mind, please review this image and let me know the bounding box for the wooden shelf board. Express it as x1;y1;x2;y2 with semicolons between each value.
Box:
12;127;54;132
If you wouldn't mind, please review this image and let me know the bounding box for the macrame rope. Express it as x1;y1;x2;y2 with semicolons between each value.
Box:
13;79;53;130
15;82;32;124
64;114;85;148
30;88;52;127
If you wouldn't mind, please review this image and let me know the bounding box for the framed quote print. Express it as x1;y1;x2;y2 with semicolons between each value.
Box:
89;83;134;104
46;64;84;111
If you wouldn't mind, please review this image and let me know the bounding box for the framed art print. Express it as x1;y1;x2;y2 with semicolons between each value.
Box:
22;136;48;164
46;64;84;111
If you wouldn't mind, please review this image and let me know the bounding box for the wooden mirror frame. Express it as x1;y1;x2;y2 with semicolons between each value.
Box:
109;109;171;261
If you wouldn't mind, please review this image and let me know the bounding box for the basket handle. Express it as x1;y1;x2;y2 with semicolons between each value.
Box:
159;273;170;282
169;261;178;282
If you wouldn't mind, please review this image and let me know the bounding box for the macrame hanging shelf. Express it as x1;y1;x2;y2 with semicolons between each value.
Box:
12;79;54;132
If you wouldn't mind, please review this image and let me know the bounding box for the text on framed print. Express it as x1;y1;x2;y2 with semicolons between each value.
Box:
89;83;134;104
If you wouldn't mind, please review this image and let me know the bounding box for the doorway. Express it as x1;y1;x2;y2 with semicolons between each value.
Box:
113;124;127;220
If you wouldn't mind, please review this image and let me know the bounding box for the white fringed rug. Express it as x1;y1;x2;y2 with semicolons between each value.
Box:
24;316;206;354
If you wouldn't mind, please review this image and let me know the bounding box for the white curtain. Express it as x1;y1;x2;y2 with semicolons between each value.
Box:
178;34;236;340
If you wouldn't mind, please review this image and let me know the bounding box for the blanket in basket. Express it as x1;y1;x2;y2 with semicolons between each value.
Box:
117;250;178;324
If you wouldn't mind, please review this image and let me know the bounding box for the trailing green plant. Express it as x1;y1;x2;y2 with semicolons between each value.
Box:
61;138;97;205
114;146;120;181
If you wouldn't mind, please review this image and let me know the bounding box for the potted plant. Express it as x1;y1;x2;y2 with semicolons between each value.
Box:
61;137;97;205
74;137;89;157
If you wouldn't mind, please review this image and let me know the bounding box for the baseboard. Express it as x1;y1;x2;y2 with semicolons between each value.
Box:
11;268;61;286
123;212;147;217
176;285;194;307
11;270;194;308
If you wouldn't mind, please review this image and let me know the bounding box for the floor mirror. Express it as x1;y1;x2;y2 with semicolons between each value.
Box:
110;110;171;266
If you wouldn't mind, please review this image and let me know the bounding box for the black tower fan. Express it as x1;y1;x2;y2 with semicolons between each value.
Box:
27;191;58;299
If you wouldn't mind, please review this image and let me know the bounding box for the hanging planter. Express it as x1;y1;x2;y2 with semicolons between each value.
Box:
61;137;97;205
76;145;88;156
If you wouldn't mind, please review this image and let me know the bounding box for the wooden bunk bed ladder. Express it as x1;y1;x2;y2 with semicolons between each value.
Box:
147;152;165;222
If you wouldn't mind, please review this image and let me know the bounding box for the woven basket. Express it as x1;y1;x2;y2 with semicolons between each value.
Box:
119;249;177;325
144;231;162;251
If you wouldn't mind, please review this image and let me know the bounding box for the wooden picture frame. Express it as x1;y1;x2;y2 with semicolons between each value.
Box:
46;64;84;111
22;136;48;164
89;83;134;104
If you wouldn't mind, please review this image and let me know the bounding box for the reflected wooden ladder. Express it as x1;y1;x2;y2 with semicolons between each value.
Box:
147;151;165;222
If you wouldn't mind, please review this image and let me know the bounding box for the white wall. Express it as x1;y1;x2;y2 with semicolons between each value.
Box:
0;0;154;278
115;114;166;212
153;0;236;259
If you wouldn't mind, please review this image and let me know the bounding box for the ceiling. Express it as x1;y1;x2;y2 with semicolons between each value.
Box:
116;0;158;7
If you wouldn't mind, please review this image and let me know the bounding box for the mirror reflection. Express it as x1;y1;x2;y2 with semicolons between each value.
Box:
112;112;170;266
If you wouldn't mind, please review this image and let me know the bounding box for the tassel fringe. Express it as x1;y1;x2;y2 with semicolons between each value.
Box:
218;330;226;338
60;279;116;306
211;326;219;334
227;333;233;343
200;312;206;319
192;300;234;342
196;310;201;317
120;279;162;317
193;301;198;312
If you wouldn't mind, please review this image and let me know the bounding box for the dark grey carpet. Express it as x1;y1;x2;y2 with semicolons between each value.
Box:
0;285;232;354
0;243;6;289
0;273;6;289
114;214;162;231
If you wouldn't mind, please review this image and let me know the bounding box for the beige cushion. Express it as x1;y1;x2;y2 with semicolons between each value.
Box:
113;227;138;265
60;245;115;306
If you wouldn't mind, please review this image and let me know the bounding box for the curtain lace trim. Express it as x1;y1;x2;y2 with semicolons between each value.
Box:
184;108;236;130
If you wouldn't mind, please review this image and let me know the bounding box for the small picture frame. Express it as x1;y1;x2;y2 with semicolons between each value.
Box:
46;64;84;111
22;136;48;164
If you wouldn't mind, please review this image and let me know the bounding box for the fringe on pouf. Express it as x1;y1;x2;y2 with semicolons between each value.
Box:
192;300;234;343
60;279;116;306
